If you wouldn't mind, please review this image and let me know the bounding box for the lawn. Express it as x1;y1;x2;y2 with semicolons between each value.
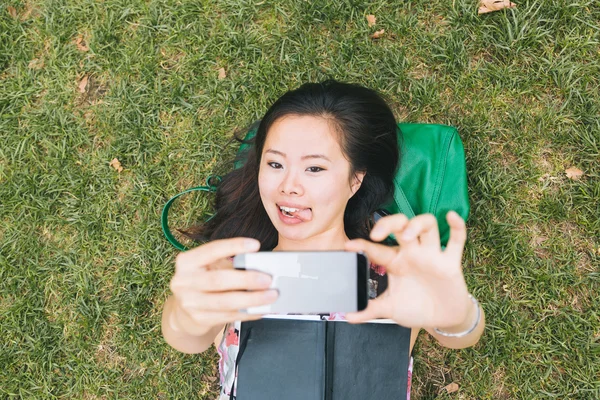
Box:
1;0;598;398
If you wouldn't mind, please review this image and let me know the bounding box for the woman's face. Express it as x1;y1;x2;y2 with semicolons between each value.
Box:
258;115;364;244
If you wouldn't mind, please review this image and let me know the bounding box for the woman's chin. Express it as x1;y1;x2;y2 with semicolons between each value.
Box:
276;226;312;242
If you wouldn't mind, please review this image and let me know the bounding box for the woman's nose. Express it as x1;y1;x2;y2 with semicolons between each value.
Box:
279;170;303;196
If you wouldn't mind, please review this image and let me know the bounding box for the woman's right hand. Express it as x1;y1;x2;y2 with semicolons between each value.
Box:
168;238;278;337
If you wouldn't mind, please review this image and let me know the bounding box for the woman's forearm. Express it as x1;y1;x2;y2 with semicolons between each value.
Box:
161;296;224;354
426;304;486;349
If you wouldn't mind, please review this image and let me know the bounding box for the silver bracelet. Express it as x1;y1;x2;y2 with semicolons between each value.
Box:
433;294;481;338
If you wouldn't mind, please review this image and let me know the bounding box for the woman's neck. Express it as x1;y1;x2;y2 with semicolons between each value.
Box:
273;227;349;252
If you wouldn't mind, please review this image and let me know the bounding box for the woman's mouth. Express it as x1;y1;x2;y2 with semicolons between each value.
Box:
277;204;313;223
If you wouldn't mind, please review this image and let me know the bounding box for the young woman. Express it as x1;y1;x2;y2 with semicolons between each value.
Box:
161;80;485;399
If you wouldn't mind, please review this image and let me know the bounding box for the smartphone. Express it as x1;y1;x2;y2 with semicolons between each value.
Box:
233;251;368;314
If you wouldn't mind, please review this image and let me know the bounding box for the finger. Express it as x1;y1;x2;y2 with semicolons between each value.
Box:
369;214;410;242
171;269;273;293
175;237;261;273
206;257;234;271
396;214;440;248
173;307;263;335
344;239;398;269
345;297;389;323
192;310;265;326
444;211;467;259
181;289;279;312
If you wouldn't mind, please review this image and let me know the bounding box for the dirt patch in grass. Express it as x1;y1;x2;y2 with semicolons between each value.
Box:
523;220;597;265
95;314;126;369
77;74;109;107
115;175;134;203
411;332;453;399
408;60;433;80
526;222;551;260
44;280;81;340
469;49;494;70
557;221;597;256
38;223;78;252
81;393;108;400
575;251;595;275
492;366;511;399
159;48;186;72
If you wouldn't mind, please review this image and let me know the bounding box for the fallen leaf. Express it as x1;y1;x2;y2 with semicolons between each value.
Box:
370;29;385;39
218;67;226;80
110;158;123;173
366;15;376;27
74;35;89;52
7;6;18;18
78;75;89;93
28;58;44;70
206;376;217;382
20;4;36;20
443;382;459;393
478;0;517;14
565;167;584;180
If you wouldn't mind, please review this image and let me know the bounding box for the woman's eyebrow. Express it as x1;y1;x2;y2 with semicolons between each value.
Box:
302;154;331;162
265;149;331;162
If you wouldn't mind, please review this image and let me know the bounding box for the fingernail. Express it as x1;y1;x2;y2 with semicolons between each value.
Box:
371;226;384;237
257;274;272;286
265;289;279;300
401;228;417;241
244;239;260;250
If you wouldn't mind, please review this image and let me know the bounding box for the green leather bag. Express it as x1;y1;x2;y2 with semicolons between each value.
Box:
161;122;469;250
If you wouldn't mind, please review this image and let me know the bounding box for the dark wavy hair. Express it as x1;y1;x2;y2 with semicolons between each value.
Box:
179;80;401;250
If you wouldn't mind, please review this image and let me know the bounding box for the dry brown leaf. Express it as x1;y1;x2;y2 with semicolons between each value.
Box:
443;382;459;393
109;158;123;173
74;35;90;52
565;166;584;180
218;67;226;80
78;75;89;93
366;15;376;27
478;0;517;14
370;29;385;39
28;58;44;70
7;6;18;18
20;4;36;20
206;376;217;382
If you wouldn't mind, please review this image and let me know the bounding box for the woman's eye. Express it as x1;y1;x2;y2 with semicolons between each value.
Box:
306;166;325;173
268;162;283;169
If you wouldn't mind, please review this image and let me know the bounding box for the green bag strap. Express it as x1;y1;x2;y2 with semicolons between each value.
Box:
391;176;416;220
161;176;221;251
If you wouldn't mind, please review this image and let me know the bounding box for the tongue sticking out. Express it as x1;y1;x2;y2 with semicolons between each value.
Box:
290;208;313;222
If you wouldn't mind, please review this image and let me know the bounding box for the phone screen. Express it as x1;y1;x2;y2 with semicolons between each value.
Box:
234;251;368;314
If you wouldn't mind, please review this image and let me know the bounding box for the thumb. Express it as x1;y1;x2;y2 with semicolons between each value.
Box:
345;297;389;324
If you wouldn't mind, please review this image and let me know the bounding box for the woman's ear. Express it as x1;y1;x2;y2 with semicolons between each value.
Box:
350;171;366;196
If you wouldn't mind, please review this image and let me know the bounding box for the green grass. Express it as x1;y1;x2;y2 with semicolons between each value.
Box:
1;0;598;398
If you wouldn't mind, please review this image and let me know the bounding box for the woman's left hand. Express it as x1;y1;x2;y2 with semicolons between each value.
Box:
344;211;470;329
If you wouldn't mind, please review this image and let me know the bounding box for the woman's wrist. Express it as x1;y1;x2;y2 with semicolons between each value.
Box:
164;296;212;337
162;297;222;354
433;294;480;337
